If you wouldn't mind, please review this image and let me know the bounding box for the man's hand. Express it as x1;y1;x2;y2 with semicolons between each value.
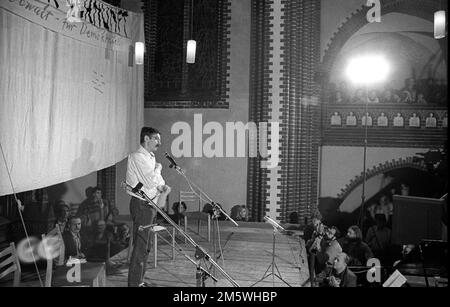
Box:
328;276;340;287
157;185;171;194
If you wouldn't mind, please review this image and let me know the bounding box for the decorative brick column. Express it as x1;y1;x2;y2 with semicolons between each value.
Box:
248;0;321;223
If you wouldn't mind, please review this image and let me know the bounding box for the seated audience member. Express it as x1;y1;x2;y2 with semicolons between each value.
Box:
319;252;357;288
365;214;391;263
381;89;393;103
327;82;337;102
62;216;87;260
335;91;344;104
417;93;427;104
170;201;187;224
289;211;299;224
115;224;130;247
402;78;417;103
86;220;114;261
78;186;118;228
339;225;373;267
54;200;71;232
363;203;378;235
392;93;402;104
378;194;393;228
230;205;248;222
367;90;379;103
202;203;226;220
304;214;323;243
338;81;351;102
400;183;410;196
352;89;366;104
309;226;342;274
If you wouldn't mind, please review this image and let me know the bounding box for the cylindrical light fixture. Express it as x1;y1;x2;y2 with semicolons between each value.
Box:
135;42;144;65
186;39;196;64
434;10;446;39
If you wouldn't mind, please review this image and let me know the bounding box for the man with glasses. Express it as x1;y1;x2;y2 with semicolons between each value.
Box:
126;127;172;287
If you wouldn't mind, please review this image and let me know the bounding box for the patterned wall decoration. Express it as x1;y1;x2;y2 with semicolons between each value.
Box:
322;104;448;147
143;0;231;109
247;0;321;223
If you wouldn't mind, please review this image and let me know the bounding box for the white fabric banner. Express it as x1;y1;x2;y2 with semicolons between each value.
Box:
0;2;144;196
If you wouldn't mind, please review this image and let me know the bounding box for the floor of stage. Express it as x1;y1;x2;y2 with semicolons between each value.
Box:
106;221;310;287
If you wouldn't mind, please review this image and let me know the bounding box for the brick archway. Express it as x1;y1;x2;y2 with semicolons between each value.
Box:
337;156;429;200
320;0;446;82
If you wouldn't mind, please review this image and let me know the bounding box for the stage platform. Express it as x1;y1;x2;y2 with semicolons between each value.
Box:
107;220;310;287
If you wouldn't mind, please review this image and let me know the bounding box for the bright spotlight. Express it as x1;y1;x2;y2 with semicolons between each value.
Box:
346;55;390;85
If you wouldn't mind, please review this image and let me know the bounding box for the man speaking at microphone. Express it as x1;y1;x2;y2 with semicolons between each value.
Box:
126;127;171;287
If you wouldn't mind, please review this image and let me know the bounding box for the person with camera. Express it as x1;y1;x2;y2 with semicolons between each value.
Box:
320;252;357;287
308;226;342;286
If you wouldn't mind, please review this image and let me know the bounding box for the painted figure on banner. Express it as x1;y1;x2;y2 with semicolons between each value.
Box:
362;113;373;126
409;113;420;127
425;113;437;128
377;113;388;127
393;113;404;127
331;112;342;126
346;112;357;126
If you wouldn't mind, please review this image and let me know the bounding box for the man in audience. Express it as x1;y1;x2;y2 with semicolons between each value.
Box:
310;226;342;276
365;214;391;264
54;200;71;232
339;225;373;266
86;219;114;261
320;252;357;287
78;186;118;228
62;216;87;260
352;89;366;104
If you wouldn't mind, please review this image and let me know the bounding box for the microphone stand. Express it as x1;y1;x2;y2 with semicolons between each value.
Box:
121;182;239;287
169;164;239;285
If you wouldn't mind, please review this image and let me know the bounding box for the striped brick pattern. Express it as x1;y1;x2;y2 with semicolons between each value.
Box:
247;0;272;222
248;0;321;223
265;0;284;221
277;0;321;223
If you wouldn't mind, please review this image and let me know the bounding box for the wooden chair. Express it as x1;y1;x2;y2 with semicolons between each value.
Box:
41;226;65;287
180;191;210;242
0;242;21;287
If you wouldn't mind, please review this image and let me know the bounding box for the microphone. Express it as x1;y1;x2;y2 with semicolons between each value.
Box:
165;152;181;170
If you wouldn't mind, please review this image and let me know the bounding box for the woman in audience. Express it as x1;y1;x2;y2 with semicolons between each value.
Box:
230;205;249;221
171;201;187;224
365;214;391;264
339;225;373;267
